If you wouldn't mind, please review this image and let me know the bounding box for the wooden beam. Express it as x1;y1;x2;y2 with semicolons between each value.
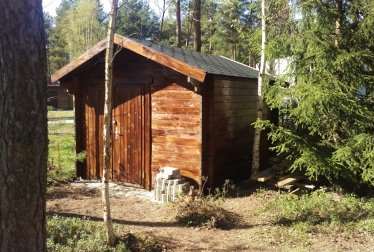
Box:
114;35;206;82
276;176;304;188
250;168;275;182
51;37;108;83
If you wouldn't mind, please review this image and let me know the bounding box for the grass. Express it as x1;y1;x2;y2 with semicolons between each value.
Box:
45;109;374;250
48;133;76;184
250;189;374;249
46;111;161;251
47;215;162;252
48;112;76;184
48;110;74;120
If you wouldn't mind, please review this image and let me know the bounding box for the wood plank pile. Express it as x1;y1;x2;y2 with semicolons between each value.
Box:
251;163;316;191
154;167;190;202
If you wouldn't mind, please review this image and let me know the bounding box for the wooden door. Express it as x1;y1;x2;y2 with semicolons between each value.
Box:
86;88;104;179
112;85;147;187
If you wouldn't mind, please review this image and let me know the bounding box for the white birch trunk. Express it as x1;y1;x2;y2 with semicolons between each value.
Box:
252;0;266;175
102;0;118;247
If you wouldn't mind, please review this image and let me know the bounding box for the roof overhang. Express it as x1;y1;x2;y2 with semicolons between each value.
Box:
51;34;207;83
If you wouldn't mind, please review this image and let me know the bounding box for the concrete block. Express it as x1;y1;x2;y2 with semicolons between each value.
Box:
161;194;167;202
162;174;173;179
170;173;182;179
173;179;182;185
161;167;180;175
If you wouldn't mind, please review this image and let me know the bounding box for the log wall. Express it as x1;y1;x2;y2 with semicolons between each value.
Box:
47;86;73;109
211;76;273;187
151;78;202;187
58;47;276;190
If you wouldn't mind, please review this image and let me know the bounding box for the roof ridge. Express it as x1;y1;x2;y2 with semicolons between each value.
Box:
219;55;259;71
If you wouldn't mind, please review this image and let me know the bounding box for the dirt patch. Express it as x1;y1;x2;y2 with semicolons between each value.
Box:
46;182;374;251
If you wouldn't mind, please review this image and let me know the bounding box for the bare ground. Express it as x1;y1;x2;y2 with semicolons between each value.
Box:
46;182;374;252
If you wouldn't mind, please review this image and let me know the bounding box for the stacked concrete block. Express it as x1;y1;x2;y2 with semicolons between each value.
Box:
154;167;190;202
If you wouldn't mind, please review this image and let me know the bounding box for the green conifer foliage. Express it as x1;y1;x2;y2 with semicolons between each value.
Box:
116;0;160;40
47;0;76;74
261;0;374;193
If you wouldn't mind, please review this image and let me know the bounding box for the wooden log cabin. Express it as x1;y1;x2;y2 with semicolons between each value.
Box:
47;82;73;110
51;34;277;190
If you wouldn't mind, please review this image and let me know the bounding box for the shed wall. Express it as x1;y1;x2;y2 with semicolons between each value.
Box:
58;47;275;190
47;85;73;110
61;49;203;188
151;78;202;186
211;76;274;187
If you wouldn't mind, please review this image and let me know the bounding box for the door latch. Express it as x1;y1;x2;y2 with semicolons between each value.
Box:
114;128;119;140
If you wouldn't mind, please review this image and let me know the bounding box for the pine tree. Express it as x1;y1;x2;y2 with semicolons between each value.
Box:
47;0;76;73
116;0;159;40
193;0;201;51
44;12;55;76
261;0;374;194
1;0;48;250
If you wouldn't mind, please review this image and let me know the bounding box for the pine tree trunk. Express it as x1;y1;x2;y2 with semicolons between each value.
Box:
252;0;266;175
0;0;48;251
176;0;181;47
193;0;201;52
102;0;118;247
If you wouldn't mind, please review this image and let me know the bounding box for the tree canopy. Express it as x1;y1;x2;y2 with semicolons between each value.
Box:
261;0;374;194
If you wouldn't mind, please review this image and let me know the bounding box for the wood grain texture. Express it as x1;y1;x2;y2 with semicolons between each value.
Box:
209;76;273;188
56;44;277;190
151;80;202;186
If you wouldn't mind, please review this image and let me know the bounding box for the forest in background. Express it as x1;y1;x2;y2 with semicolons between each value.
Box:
45;0;374;195
44;0;265;75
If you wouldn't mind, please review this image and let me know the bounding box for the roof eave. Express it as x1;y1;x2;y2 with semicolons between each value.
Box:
50;37;108;83
113;35;206;82
50;34;207;83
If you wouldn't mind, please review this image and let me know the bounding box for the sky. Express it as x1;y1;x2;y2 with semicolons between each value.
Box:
43;0;112;16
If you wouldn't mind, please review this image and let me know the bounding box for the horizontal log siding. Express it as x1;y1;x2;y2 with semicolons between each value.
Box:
151;77;202;187
47;86;73;109
212;76;270;187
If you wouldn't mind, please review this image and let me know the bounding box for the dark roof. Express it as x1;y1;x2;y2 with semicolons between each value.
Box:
51;34;259;83
126;36;259;79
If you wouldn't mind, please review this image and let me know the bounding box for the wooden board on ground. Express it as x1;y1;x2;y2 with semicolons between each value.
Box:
251;168;275;182
276;175;304;188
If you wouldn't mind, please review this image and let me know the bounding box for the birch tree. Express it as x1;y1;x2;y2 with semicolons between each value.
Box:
252;0;266;175
102;0;118;247
66;0;105;59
